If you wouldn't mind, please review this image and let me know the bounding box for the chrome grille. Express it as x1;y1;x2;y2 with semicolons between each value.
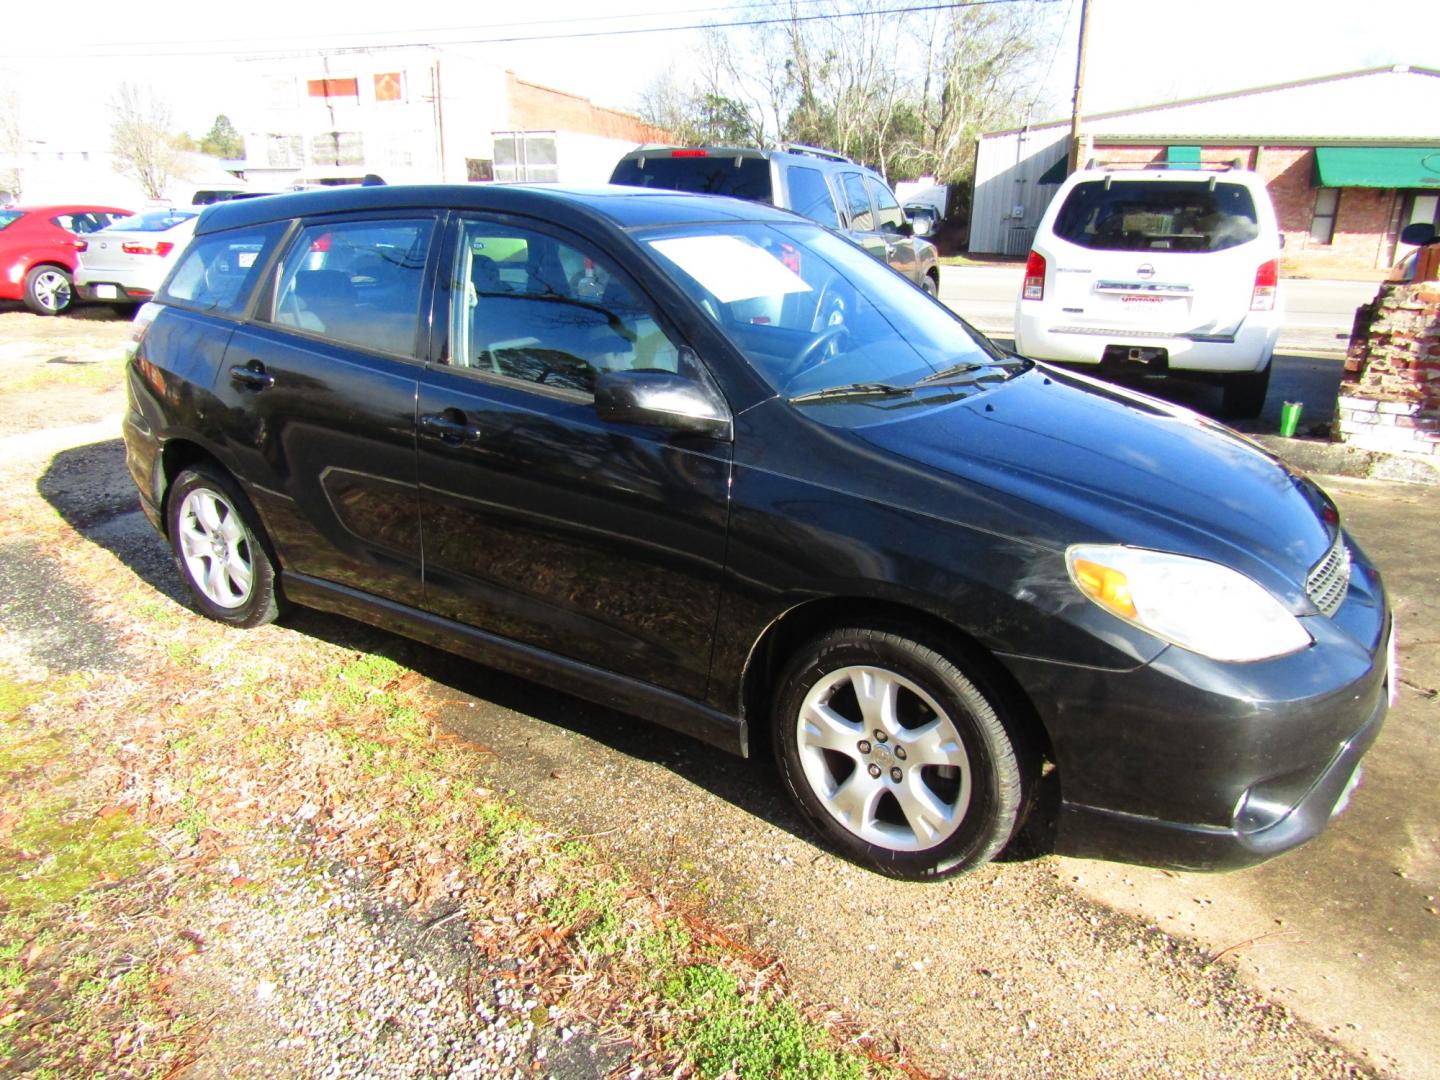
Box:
1306;534;1351;617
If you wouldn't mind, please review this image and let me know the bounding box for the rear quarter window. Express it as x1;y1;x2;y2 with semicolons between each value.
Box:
611;156;773;202
1054;180;1260;252
158;221;288;316
786;166;840;228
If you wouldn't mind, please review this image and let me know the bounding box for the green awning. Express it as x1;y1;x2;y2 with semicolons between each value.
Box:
1038;155;1068;185
1167;145;1201;169
1314;146;1440;188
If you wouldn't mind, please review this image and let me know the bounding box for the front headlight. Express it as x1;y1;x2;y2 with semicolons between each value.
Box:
1066;545;1311;663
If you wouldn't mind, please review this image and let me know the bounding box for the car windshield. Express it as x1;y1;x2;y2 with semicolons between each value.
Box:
0;211;21;231
1054;179;1260;252
107;210;198;233
640;221;1011;398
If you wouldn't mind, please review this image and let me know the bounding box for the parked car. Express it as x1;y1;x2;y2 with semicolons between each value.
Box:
123;184;1392;879
1014;164;1284;418
75;209;200;305
610;145;941;296
0;204;133;314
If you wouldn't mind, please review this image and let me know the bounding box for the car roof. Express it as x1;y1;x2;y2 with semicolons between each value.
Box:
195;183;805;236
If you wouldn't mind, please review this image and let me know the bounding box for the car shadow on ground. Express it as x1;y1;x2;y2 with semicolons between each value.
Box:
39;436;1061;868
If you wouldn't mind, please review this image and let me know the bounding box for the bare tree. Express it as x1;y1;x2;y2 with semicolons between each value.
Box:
109;82;190;201
0;82;23;202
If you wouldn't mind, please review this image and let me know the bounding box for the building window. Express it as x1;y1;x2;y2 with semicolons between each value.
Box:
492;132;558;183
266;134;304;167
266;77;298;110
373;72;404;103
1310;188;1339;245
307;78;359;102
466;158;494;182
311;132;365;166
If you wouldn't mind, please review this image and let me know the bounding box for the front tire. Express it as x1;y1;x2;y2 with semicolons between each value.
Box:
166;467;280;628
23;264;73;316
773;626;1029;879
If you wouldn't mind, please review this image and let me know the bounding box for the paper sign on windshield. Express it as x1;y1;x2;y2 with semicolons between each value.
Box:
649;235;813;304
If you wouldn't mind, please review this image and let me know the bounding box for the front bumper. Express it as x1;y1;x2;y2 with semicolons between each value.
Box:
1001;551;1391;870
1014;308;1280;374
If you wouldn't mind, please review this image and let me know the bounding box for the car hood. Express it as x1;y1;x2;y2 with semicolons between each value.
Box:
840;365;1335;606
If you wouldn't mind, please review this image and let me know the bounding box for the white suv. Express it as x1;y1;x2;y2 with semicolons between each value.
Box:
1014;165;1283;417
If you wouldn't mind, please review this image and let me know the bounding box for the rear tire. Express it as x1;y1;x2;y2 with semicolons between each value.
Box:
23;264;73;316
166;466;281;628
1221;358;1272;419
922;271;939;297
773;626;1029;879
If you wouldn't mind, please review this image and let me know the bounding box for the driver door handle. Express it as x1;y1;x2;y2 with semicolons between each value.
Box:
229;362;274;390
420;410;482;445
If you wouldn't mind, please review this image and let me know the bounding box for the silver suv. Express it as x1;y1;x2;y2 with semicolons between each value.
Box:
611;145;940;295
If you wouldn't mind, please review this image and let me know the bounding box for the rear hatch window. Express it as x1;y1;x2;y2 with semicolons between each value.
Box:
1054;180;1259;252
610;155;773;202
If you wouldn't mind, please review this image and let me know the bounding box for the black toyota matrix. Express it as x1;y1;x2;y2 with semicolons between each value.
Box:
121;184;1393;879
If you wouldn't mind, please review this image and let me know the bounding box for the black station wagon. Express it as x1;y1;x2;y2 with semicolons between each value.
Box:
122;184;1393;879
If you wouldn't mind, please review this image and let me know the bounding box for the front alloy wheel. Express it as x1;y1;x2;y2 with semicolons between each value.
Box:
774;627;1029;878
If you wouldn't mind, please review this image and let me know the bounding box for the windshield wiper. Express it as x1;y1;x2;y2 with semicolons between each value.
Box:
913;357;1026;386
788;382;913;404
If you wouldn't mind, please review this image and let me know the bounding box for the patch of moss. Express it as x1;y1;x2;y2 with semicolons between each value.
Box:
0;802;159;914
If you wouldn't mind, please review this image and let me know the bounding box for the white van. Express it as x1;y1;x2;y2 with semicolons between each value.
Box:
1014;164;1283;417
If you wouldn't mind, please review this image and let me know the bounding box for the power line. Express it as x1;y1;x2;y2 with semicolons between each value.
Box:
0;0;1057;60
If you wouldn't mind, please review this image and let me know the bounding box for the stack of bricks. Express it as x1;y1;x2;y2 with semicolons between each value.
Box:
1334;280;1440;455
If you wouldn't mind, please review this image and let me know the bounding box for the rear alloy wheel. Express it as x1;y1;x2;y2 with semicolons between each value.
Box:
23;264;73;316
167;467;280;628
773;627;1028;879
922;272;939;297
1221;358;1272;419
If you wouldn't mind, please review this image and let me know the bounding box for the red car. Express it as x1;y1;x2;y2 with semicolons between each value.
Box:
0;204;134;315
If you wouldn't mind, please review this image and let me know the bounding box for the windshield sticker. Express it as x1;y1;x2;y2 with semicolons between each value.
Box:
649;235;813;304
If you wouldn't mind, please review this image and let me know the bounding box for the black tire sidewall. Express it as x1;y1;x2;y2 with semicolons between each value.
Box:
24;264;72;316
773;628;1023;879
166;467;279;628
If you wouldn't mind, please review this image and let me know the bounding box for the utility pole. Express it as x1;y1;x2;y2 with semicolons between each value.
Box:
1067;0;1092;174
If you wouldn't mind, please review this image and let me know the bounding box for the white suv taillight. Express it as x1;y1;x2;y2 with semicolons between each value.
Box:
1251;259;1278;311
1022;250;1046;301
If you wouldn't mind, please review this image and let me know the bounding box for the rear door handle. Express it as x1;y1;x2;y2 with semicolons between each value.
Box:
230;362;274;390
420;410;482;445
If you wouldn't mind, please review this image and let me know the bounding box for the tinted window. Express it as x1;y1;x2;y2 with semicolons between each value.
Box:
787;166;840;228
1054;180;1260;252
108;210;199;233
611;156;773;202
839;173;874;231
450;219;685;397
160;221;287;316
0;211;20;232
865;176;904;232
269;219;433;356
52;212;111;234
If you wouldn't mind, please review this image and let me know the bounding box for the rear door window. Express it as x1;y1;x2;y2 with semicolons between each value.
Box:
786;166;840;228
1054;180;1260;252
610;156;773;201
865;176;905;232
159;221;288;316
267;218;435;357
839;173;874;232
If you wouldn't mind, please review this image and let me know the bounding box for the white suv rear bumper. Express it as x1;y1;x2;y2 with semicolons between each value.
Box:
1014;309;1280;374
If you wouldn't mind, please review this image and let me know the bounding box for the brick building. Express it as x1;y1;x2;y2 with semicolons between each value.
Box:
235;45;667;191
970;66;1440;275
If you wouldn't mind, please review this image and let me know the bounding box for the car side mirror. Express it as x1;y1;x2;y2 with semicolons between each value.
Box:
894;220;914;237
1401;222;1438;247
594;369;732;439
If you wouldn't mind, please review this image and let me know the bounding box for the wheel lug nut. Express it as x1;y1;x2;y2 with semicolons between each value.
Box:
874;729;887;743
867;763;882;779
857;739;871;754
894;746;906;760
890;767;903;782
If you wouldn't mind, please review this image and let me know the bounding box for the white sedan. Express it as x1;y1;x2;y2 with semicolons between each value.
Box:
75;209;199;304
